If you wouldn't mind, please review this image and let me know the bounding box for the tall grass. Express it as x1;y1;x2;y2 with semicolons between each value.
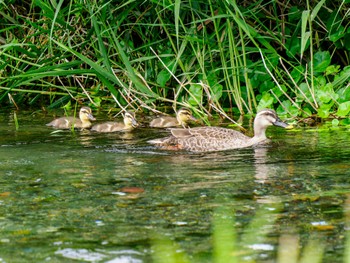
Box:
0;0;349;119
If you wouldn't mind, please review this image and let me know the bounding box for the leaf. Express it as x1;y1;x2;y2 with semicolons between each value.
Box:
332;119;339;126
157;58;176;88
317;103;333;118
313;51;331;73
325;65;340;76
329;26;345;42
310;0;326;21
298;82;313;102
336;86;350;103
287;36;301;57
290;65;305;84
207;71;223;101
278;100;299;116
187;84;202;106
210;84;223;102
288;6;302;22
257;92;274;111
333;66;350;88
316;83;338;104
174;0;180;49
301;10;310;57
271;85;287;99
336;101;350;117
302;107;312;118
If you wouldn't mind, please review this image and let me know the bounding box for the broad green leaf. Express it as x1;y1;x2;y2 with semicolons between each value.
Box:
286;36;301;57
315;75;326;87
298;82;313;102
187;84;202;106
156;60;175;88
290;65;305;84
313;51;331;73
325;65;340;76
271;85;287;100
329;26;345;42
336;101;350;117
317;102;334;118
302;107;312;117
317;107;330;118
257;92;274;111
316;83;338;104
288;6;302;22
340;118;350;126
336;86;350;103
279;100;299;116
206;71;223;102
210;84;223;102
331;119;339;126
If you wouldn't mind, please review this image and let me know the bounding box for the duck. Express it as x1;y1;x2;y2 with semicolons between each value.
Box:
91;112;138;133
149;108;197;128
148;109;289;152
46;106;95;129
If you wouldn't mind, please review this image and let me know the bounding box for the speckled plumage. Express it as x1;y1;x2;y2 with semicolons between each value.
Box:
150;108;196;128
148;109;289;152
91;112;138;133
46;106;95;129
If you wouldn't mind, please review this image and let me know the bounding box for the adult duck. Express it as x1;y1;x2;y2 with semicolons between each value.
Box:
148;109;289;152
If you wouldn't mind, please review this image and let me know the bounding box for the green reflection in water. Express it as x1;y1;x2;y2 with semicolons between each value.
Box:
0;110;349;262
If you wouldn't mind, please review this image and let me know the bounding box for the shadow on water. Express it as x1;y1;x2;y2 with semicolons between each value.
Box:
0;110;349;262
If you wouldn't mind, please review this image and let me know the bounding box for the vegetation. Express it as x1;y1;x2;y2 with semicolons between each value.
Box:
0;0;349;122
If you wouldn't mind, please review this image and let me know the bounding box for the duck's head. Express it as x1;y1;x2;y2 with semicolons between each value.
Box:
123;112;138;129
176;108;197;126
254;109;288;138
79;107;96;122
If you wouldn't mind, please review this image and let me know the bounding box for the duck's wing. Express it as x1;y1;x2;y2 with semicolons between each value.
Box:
171;126;248;140
150;116;178;128
110;122;127;132
46;117;80;129
92;122;123;132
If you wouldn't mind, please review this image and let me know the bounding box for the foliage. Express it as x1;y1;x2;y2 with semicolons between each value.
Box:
0;0;349;121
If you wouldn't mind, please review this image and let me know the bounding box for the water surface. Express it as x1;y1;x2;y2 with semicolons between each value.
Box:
0;110;349;262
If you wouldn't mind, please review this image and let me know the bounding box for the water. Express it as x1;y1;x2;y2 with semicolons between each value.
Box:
0;110;349;262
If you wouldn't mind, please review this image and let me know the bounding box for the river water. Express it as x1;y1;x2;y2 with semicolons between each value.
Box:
0;109;349;262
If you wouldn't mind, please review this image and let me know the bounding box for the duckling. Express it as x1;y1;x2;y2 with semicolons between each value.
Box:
46;106;95;129
91;112;138;133
148;109;289;152
150;108;197;128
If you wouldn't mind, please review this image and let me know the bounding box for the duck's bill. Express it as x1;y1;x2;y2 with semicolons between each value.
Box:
273;120;290;128
132;119;139;128
88;114;96;121
190;115;198;122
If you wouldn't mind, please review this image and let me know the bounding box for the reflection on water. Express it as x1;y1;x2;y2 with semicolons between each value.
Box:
0;110;349;262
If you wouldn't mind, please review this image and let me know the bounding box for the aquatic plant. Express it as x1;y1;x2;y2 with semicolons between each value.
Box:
0;0;349;121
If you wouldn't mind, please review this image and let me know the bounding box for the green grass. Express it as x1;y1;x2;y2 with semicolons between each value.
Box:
0;0;349;122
